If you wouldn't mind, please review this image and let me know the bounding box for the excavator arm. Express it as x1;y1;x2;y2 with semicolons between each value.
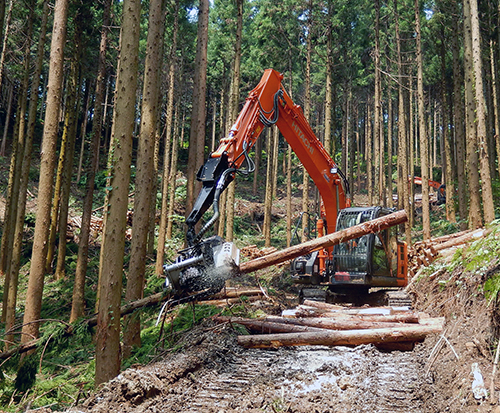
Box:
186;69;350;246
164;69;407;303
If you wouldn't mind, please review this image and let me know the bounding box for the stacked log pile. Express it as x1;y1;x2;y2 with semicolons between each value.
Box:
408;228;488;277
215;299;444;350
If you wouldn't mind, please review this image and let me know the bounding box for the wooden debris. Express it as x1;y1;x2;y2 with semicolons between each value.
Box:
408;227;489;275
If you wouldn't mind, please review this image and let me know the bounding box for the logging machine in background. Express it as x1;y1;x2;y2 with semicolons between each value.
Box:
163;69;410;306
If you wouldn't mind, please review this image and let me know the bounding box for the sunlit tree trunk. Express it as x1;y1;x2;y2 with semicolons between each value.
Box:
463;0;482;228
186;0;209;223
123;0;165;357
95;0;141;386
470;0;495;223
21;0;69;347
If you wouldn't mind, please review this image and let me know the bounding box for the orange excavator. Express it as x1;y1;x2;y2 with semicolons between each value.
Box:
164;69;408;304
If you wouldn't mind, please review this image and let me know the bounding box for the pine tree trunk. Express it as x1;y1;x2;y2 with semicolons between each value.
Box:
0;0;12;95
366;100;373;205
264;128;273;247
491;38;500;181
156;0;178;275
415;0;431;240
186;0;209;219
286;144;292;247
440;28;456;223
224;0;243;242
2;1;36;334
124;0;165;357
469;0;495;224
95;0;141;386
394;0;411;241
55;59;81;280
76;81;91;184
167;104;182;240
302;0;313;242
450;14;467;227
70;0;111;322
374;0;381;204
21;0;69;346
463;0;483;228
387;88;393;207
0;82;13;156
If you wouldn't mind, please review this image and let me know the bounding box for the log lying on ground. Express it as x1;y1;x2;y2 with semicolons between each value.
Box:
214;316;326;333
433;228;489;251
217;315;414;331
212;287;263;299
239;209;408;274
201;295;262;307
237;320;444;349
283;306;420;323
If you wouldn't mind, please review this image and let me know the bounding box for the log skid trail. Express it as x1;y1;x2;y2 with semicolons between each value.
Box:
71;325;431;413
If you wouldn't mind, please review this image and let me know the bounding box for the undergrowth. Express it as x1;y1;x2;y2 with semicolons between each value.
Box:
0;277;263;412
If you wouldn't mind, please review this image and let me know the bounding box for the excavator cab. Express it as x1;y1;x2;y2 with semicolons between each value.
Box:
291;206;408;293
332;207;407;289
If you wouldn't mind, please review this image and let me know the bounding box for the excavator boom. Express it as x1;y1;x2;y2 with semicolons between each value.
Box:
164;69;407;303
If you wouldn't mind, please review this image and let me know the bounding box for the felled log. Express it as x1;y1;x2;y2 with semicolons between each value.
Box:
212;288;263;299
286;303;420;322
214;316;325;333
200;295;262;307
434;228;488;252
237;321;444;349
301;300;345;311
239;209;408;274
262;315;411;331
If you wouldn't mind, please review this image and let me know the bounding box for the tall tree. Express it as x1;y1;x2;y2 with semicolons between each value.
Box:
70;0;112;322
301;0;313;242
394;0;411;241
95;0;141;385
124;0;166;357
21;0;69;346
156;0;179;276
224;0;243;242
185;0;209;226
469;0;495;223
463;0;483;228
450;8;467;227
415;0;430;240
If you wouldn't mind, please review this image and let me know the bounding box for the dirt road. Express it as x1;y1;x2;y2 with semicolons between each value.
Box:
70;324;434;413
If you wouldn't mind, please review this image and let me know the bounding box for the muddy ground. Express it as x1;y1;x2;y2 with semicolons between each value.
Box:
43;257;500;413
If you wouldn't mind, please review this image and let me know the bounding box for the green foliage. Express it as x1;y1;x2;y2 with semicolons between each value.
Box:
15;354;37;393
